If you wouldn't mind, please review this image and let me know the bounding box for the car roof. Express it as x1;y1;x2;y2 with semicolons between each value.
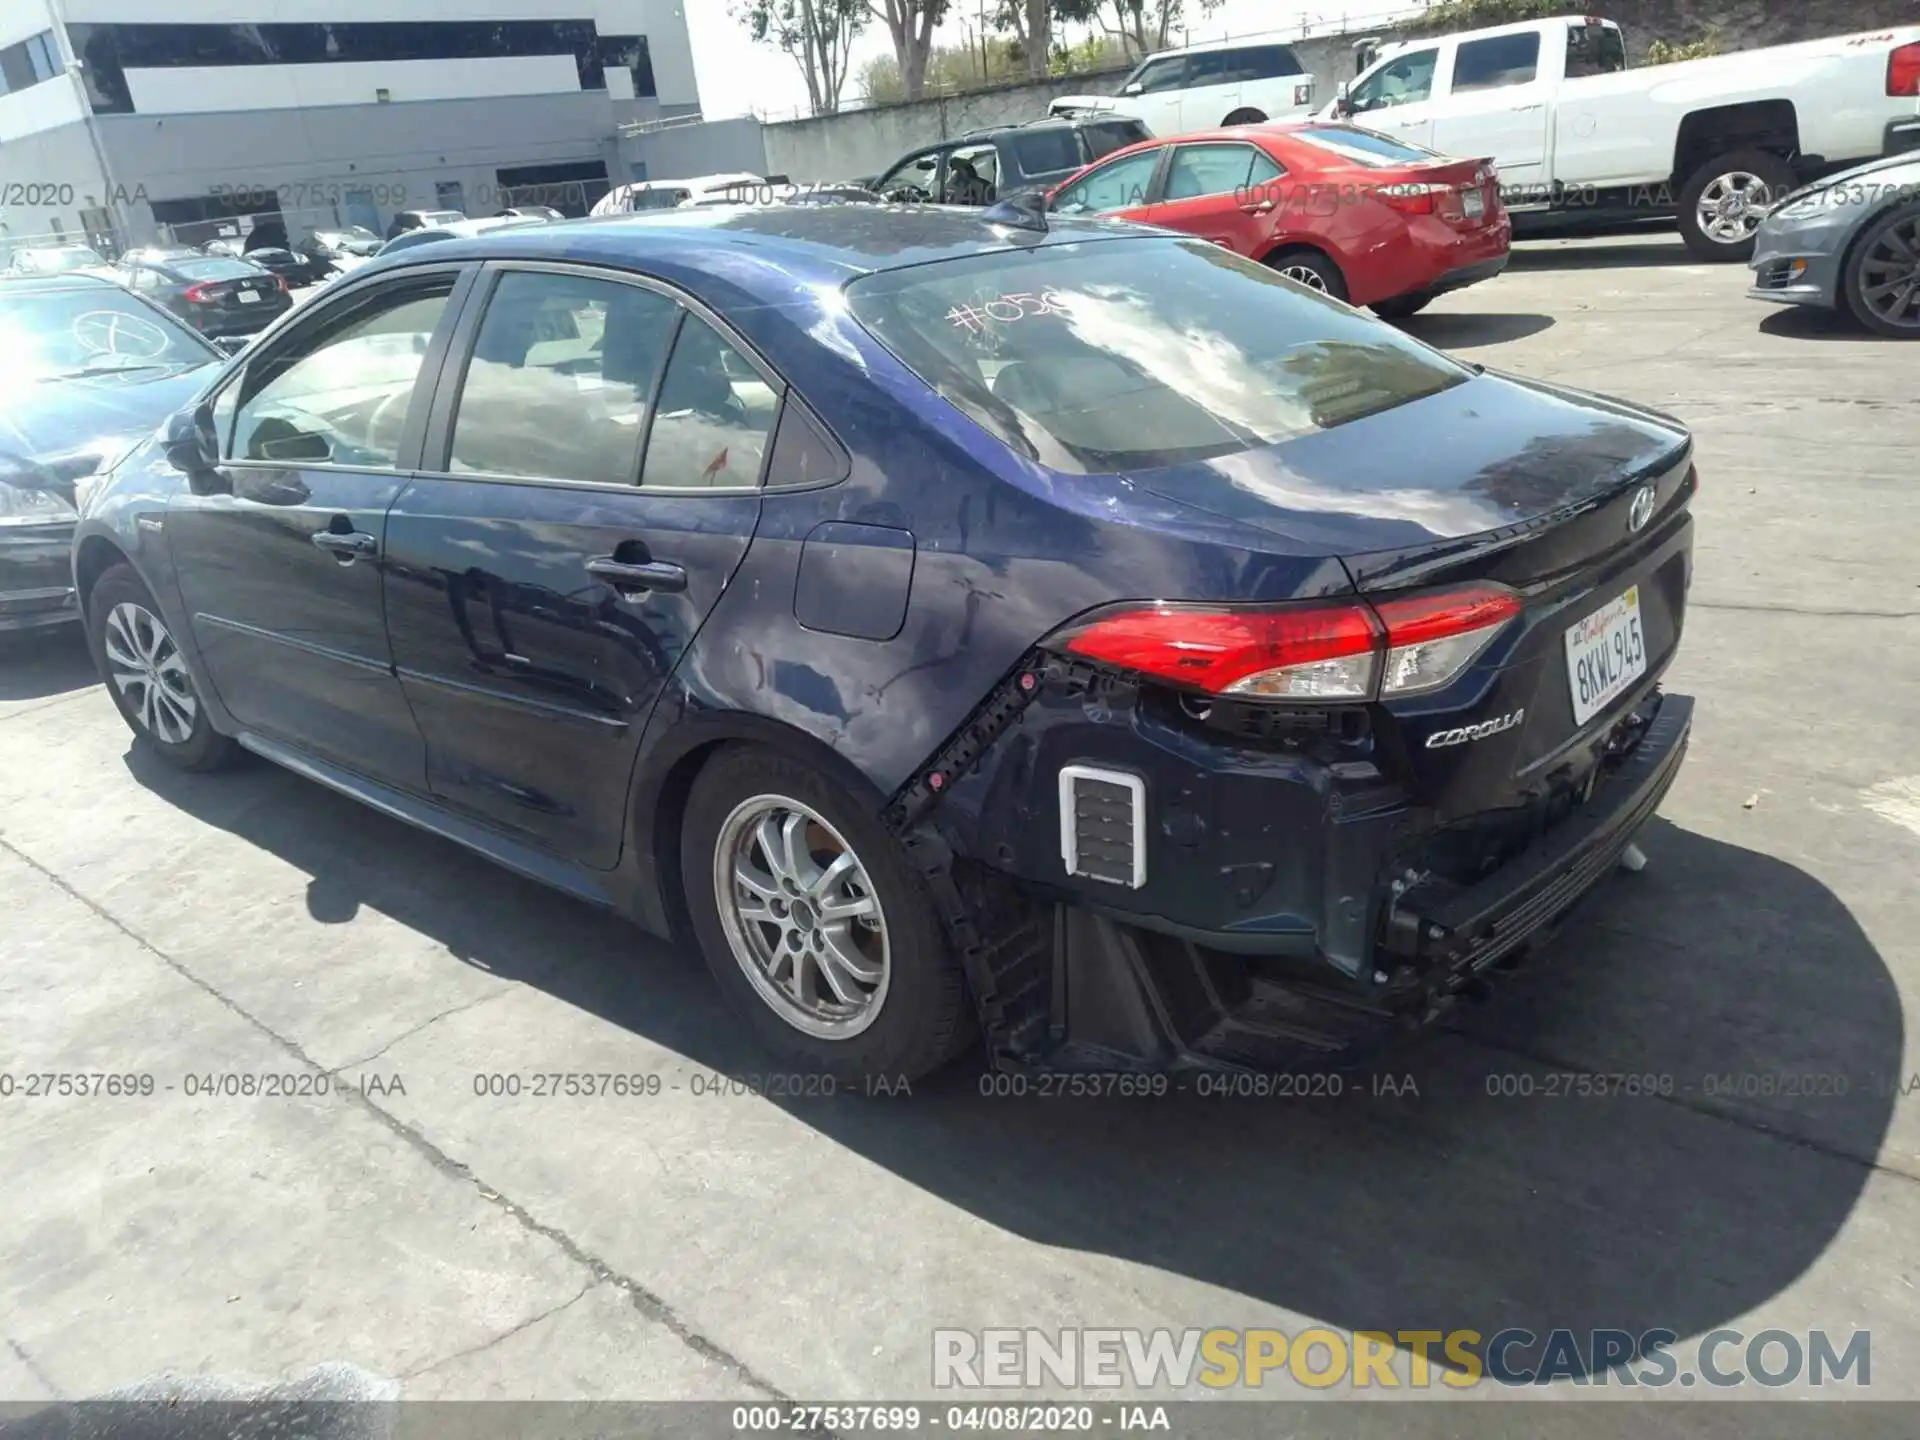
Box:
365;205;1155;291
956;116;1101;142
1134;33;1302;60
0;273;119;291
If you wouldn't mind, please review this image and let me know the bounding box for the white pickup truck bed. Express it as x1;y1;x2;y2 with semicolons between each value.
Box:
1325;15;1920;259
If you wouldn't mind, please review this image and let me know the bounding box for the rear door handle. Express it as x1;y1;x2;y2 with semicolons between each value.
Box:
312;530;377;557
1510;102;1544;113
586;557;688;594
1239;199;1275;213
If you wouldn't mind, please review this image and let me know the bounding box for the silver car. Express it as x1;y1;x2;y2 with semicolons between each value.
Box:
1749;150;1920;338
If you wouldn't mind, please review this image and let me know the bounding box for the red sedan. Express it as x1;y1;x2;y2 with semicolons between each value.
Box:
1047;121;1511;318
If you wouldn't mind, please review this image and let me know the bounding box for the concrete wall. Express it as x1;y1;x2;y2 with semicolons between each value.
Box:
0;115;111;257
620;115;768;185
761;64;1136;183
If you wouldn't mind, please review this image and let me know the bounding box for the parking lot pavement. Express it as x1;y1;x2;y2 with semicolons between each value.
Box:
3;232;1920;1421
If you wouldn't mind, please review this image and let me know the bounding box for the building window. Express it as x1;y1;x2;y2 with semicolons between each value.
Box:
0;30;61;95
62;20;634;115
590;35;656;97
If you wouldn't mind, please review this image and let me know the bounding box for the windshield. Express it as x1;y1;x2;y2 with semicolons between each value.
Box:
18;247;107;273
0;288;216;380
845;237;1469;475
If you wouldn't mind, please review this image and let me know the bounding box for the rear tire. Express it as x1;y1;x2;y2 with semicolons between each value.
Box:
1675;147;1795;262
1841;200;1920;339
1223;107;1267;126
1266;246;1349;303
681;745;975;1081
1372;292;1434;320
85;562;236;773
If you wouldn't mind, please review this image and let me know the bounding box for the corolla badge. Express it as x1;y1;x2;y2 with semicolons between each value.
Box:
1627;484;1658;533
1426;710;1526;749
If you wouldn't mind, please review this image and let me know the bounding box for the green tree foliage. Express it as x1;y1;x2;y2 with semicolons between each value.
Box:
1644;29;1723;63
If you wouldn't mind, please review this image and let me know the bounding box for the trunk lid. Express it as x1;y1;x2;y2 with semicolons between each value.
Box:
1138;370;1695;814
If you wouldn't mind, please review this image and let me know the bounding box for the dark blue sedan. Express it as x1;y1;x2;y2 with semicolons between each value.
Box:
72;206;1698;1078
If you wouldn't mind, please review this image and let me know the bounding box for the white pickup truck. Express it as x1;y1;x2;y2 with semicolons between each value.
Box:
1321;15;1920;260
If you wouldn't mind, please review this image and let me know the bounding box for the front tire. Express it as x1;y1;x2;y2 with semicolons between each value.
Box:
682;745;974;1080
86;562;235;772
1842;201;1920;339
1676;148;1795;262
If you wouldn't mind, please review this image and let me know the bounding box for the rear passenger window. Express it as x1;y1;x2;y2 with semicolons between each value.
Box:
639;315;779;490
1235;44;1304;80
1085;120;1148;159
1007;128;1082;179
1452;33;1541;92
1164;144;1259;201
447;270;680;485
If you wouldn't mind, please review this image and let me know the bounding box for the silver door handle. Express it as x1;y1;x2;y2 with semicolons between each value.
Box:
311;530;376;557
1240;200;1275;213
586;557;688;594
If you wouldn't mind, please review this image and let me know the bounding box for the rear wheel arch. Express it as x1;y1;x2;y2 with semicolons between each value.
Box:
1261;243;1350;302
1672;101;1800;184
631;711;895;941
1223;107;1267;126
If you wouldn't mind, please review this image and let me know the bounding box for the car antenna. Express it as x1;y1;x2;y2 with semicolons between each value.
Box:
981;190;1049;234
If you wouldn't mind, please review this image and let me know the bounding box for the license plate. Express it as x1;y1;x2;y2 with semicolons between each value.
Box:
1462;188;1486;219
237;289;260;303
1564;585;1647;727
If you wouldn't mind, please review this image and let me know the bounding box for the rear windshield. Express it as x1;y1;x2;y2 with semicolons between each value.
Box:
173;258;262;280
1007;128;1085;177
844;237;1469;475
1292;125;1443;167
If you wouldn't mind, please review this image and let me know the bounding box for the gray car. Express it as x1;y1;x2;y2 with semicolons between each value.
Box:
1749;150;1920;338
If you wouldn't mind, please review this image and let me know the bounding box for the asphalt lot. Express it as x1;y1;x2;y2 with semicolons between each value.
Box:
4;232;1920;1427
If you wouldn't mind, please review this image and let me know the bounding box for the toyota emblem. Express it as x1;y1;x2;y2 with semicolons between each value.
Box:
1627;485;1657;533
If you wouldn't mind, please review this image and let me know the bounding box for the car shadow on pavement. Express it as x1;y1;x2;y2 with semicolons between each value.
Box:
0;627;97;704
127;752;1898;1376
1395;311;1556;347
1508;240;1692;271
1757;307;1894;343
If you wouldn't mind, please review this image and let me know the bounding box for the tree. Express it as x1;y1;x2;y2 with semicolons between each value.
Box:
1055;0;1222;58
868;0;951;101
733;0;867;116
992;0;1055;79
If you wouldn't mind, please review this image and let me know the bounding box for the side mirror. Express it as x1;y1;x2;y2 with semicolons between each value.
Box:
163;403;227;492
213;335;249;356
1121;81;1143;96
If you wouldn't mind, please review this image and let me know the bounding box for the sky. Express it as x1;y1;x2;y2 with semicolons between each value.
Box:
685;0;1418;123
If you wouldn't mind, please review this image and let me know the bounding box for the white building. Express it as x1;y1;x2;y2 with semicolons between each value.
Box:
0;0;700;253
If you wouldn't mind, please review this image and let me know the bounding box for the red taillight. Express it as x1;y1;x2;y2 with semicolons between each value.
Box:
1062;603;1381;699
1054;584;1522;702
1377;181;1436;215
182;282;215;303
1890;41;1920;96
275;275;289;293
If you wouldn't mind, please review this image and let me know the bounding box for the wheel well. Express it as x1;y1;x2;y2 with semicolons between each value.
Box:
1224;107;1266;125
1260;241;1339;276
1673;102;1800;182
640;718;895;942
1835;196;1920;318
74;536;129;620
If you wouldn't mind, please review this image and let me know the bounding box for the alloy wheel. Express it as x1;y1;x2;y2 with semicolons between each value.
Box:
1277;263;1330;293
712;795;891;1039
103;601;198;745
1696;171;1775;245
1856;215;1920;332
